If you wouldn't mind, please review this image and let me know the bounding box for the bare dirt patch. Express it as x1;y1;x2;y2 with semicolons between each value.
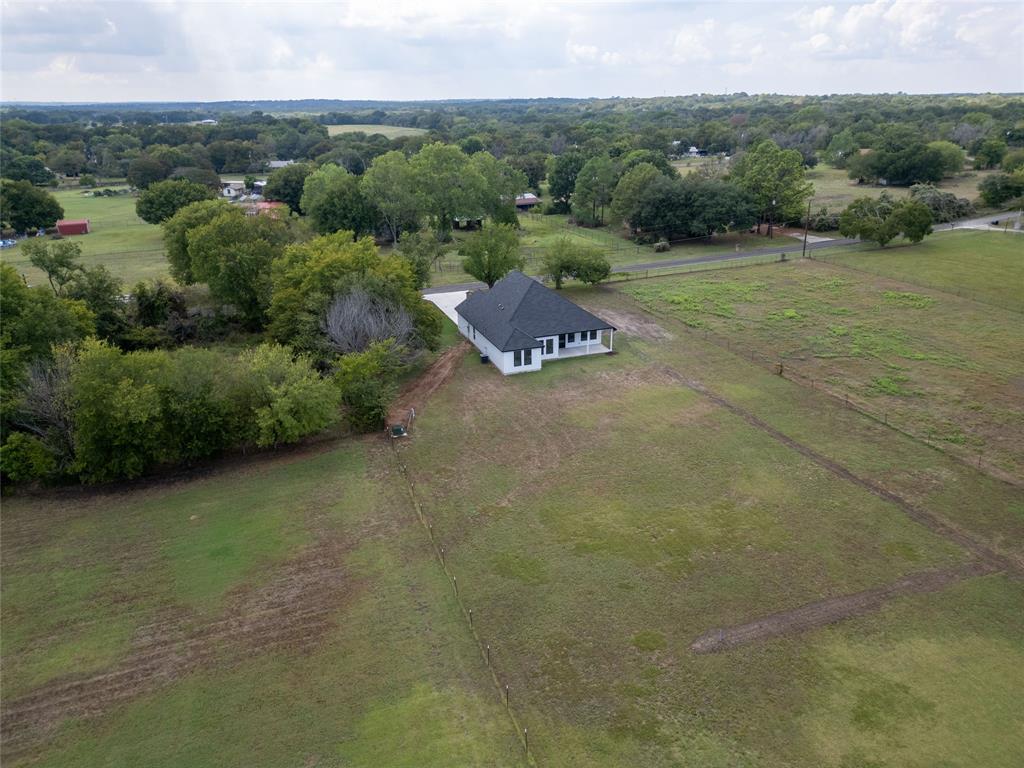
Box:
585;308;673;341
1;539;358;757
691;561;994;653
388;341;471;428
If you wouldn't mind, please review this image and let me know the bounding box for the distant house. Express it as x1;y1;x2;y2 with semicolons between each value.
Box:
221;181;245;198
687;146;702;157
56;219;90;236
197;118;218;126
267;160;295;170
455;270;615;375
514;193;541;211
252;180;268;196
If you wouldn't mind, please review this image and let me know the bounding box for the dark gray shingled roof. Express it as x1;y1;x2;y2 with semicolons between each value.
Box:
454;271;615;352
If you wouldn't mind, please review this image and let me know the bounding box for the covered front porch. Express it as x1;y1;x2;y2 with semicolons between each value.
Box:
550;328;614;361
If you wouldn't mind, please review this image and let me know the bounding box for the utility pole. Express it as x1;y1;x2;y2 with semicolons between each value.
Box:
802;199;812;259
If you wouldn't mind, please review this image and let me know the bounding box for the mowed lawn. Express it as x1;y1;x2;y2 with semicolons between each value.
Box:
397;313;1024;767
326;124;428;138
622;239;1024;481
1;188;166;287
1;443;521;766
824;230;1024;310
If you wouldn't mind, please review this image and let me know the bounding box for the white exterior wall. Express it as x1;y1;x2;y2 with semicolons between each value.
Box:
456;312;540;375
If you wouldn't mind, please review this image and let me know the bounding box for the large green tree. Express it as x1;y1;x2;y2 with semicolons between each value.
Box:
161;199;233;284
409;143;486;240
361;151;423;242
126;156;170;190
730;140;812;236
263;162;313;214
0;179;64;233
300;164;378;237
546;151;586;212
572;155;617;226
136;179;216;224
839;194;933;246
21;239;83;296
459;224;523;287
610;162;664;227
186;208;292;328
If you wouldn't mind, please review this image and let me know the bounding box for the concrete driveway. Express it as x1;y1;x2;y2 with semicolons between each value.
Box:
424;290;468;324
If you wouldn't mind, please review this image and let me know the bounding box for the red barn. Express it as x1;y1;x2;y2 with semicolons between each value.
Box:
56;219;90;236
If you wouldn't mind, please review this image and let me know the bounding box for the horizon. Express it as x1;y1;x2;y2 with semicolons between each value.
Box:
2;1;1022;103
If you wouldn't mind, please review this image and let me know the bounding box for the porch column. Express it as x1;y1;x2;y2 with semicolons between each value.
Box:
608;329;614;352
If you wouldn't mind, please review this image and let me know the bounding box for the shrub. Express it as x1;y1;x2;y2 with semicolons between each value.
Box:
333;340;405;432
653;239;670;253
0;433;58;484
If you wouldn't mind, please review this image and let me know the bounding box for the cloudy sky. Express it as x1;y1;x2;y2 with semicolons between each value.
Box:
1;0;1022;103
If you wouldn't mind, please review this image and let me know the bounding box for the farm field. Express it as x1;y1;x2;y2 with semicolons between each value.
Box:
395;289;1024;766
1;187;165;287
0;442;521;766
621;235;1024;481
326;123;428;138
3;270;1023;766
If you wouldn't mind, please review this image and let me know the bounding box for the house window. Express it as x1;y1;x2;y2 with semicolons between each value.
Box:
513;350;522;367
590;330;598;341
545;338;554;355
558;334;566;349
472;327;476;339
568;332;576;343
524;348;533;365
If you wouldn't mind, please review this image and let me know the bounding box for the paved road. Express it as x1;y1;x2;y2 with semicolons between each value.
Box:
421;209;1022;296
423;236;860;294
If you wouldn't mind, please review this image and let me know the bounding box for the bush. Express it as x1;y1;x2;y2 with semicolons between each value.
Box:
0;433;57;484
333;340;405;432
978;172;1024;207
653;239;670;253
58;339;338;484
802;207;841;231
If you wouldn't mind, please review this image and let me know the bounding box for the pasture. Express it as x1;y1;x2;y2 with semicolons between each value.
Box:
326;124;428;139
622;235;1024;481
805;163;998;214
1;188;165;287
3;205;1023;768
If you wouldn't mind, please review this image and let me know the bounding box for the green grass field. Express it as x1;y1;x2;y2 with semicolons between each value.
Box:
4;287;1022;765
326;124;428;138
1;187;166;287
823;230;1024;310
805;164;998;214
621;236;1024;480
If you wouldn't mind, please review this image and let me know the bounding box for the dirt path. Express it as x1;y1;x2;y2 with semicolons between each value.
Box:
387;341;470;428
691;562;995;653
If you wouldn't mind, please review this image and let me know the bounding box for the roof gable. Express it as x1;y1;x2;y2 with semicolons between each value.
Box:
455;271;614;352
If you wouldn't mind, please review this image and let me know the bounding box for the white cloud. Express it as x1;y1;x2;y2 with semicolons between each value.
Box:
0;1;1020;101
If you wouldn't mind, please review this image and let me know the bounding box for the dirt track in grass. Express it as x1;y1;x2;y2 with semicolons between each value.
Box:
388;341;470;429
691;561;996;653
0;537;357;757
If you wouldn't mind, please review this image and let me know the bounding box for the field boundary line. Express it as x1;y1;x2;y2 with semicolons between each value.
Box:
388;444;537;765
625;342;1021;575
614;281;1023;489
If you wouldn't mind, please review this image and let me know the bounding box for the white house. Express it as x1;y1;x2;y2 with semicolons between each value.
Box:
221;181;245;198
454;271;616;375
